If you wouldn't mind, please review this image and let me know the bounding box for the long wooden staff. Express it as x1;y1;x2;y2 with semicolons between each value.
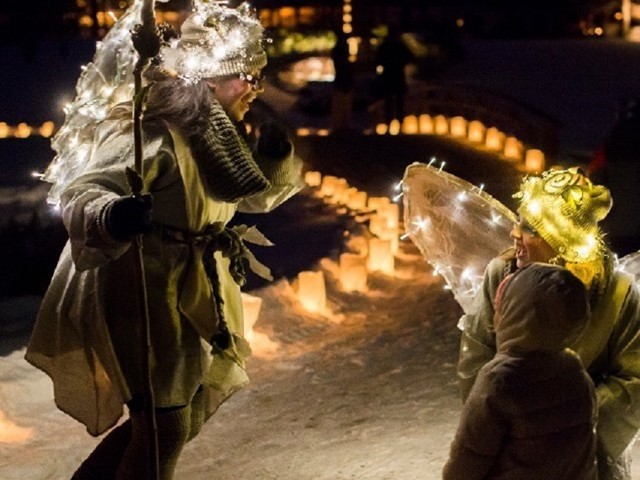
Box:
129;0;160;478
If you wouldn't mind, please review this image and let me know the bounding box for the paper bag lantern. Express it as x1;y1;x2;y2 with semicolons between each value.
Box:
449;116;467;138
339;253;368;292
368;238;394;274
297;271;326;313
402;115;419;134
467;120;486;143
419;114;434;134
525;149;545;173
304;171;322;187
241;293;263;341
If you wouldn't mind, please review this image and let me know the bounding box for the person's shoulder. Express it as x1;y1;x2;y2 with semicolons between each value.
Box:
486;247;516;276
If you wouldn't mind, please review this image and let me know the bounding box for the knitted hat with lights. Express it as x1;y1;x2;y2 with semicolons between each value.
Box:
513;167;612;263
162;1;268;80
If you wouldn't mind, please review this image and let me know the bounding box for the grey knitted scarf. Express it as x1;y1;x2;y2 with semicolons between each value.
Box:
189;99;270;203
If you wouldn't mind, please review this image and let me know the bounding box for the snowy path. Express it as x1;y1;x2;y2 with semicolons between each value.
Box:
0;197;465;479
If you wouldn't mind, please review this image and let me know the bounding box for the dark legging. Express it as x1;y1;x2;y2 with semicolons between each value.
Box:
71;388;208;480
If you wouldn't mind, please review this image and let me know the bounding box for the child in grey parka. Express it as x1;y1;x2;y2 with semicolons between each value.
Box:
443;263;597;480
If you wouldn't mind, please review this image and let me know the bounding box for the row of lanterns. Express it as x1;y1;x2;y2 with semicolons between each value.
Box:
294;115;547;175
0;121;56;139
241;170;403;338
294;171;401;314
375;114;546;173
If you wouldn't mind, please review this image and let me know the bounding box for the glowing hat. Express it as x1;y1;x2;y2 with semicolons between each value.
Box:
514;167;612;263
162;2;268;80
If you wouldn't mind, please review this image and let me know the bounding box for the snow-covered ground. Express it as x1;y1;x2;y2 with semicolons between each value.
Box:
3;183;640;479
0;186;464;479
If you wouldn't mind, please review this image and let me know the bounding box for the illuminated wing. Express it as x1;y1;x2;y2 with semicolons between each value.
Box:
616;251;640;284
402;161;517;314
42;2;147;204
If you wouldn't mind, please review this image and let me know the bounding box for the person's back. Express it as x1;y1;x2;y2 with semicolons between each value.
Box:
443;263;597;480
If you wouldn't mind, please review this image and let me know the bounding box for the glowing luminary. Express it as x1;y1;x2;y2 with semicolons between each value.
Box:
297;271;326;313
346;235;369;256
389;119;401;135
320;175;339;197
369;213;389;237
297;128;311;136
328;177;349;204
378;226;400;254
467;120;486;143
367;196;391;212
15;123;32;139
0;122;9;138
376;123;388;135
380;203;400;229
449;116;468;138
39;121;55;138
339;253;368;292
419;114;434;134
503;137;523;161
241;292;263;342
525;149;545;173
368;238;395;274
347;190;367;210
485;127;505;151
304;171;322;187
434;115;449;135
402;115;419;134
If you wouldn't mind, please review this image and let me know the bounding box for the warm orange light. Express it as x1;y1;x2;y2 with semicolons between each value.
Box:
419;114;434;134
369;213;388;237
434;115;449;135
467;120;486;143
368;238;394;274
296;271;326;313
525;149;545;173
367;196;390;211
0;122;9;138
241;293;263;342
320;175;339;197
503;136;523;161
402;115;419;134
339;253;368;292
39;121;55;138
388;119;401;135
0;410;33;444
449;116;467;138
376;123;388;135
304;171;321;187
485;127;505;151
15;123;32;139
347;190;367;210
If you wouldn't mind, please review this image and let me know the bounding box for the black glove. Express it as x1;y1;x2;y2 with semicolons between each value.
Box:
105;194;153;241
256;122;292;158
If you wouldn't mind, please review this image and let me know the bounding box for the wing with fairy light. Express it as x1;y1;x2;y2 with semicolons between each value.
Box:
42;1;160;204
402;162;517;314
616;251;640;285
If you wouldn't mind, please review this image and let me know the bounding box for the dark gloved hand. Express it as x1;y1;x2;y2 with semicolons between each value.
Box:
105;194;153;241
256;121;292;158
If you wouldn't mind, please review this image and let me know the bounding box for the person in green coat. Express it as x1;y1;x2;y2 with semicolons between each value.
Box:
457;167;640;480
25;3;302;479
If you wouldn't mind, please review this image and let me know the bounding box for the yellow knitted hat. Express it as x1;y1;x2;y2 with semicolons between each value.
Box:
514;167;612;263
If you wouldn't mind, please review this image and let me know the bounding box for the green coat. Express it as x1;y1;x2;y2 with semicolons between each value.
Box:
458;249;640;463
26;112;302;436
